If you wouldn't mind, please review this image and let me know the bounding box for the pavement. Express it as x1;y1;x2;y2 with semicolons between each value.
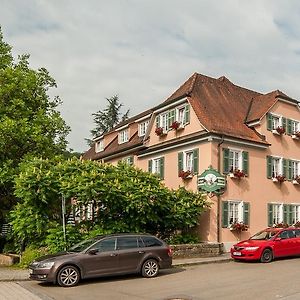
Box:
0;253;232;299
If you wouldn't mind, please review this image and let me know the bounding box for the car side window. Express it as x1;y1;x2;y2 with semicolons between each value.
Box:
295;229;300;237
280;231;291;240
117;237;139;250
93;238;116;252
142;236;163;247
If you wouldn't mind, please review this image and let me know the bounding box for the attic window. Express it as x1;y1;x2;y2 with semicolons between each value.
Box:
118;129;129;144
95;139;104;153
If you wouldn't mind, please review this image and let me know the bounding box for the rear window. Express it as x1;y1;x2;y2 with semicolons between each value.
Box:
141;236;163;247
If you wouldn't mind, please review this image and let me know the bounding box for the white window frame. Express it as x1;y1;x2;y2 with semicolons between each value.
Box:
176;106;186;126
271;156;283;177
138;120;149;137
183;150;194;172
118;129;129;144
291;205;300;224
159;113;168;132
229;149;242;172
270;203;283;225
292;120;300;134
291;160;300;179
123;156;133;165
95;139;104;153
151;157;162;176
228;200;244;225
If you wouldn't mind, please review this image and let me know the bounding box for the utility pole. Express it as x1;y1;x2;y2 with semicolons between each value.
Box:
62;195;66;250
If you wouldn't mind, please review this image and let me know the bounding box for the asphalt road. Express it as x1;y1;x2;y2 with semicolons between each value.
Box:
20;258;300;300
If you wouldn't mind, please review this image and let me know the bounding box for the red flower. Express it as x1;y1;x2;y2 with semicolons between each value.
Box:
275;175;285;183
295;131;300;138
273;223;289;228
276;126;285;134
171;121;180;130
155;127;164;136
230;222;248;231
178;170;193;179
233;169;245;178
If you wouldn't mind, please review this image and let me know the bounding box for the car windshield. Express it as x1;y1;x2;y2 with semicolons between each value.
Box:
250;230;278;240
68;238;98;252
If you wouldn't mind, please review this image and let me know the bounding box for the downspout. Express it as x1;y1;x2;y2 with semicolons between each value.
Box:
217;135;224;244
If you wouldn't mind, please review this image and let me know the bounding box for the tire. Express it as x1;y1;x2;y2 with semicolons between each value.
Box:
57;265;80;287
141;259;159;278
260;249;273;263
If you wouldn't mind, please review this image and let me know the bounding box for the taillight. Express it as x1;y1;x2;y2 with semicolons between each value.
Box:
167;247;173;257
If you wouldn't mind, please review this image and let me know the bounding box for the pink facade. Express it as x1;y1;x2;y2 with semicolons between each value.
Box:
84;73;300;250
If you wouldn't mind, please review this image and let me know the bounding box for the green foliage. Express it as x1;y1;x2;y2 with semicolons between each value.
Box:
88;95;129;144
45;224;83;253
166;233;200;245
10;157;209;250
0;28;70;222
18;246;49;269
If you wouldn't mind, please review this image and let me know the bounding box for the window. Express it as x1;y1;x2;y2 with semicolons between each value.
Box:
138;120;149;137
95;139;104;152
123;156;134;166
93;238;116;252
223;149;248;175
178;149;199;174
148;157;164;179
291;161;300;179
222;201;250;228
156;113;168;132
141;236;163;247
266;156;287;179
292;120;300;134
267;113;286;131
117;237;139;250
267;203;283;226
282;204;300;225
118;129;129;144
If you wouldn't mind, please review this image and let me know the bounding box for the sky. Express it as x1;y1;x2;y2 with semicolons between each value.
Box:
1;0;300;153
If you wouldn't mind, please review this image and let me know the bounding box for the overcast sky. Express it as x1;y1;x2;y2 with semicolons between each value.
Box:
1;0;300;152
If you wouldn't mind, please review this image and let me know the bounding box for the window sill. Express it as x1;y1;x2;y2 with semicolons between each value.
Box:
272;129;281;135
272;177;278;182
292;180;300;185
292;134;300;140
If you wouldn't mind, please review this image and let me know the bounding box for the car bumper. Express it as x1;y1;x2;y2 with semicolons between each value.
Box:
230;250;261;261
159;257;172;269
29;268;56;283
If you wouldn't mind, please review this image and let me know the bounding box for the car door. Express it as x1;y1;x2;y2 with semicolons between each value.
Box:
273;230;294;257
116;236;143;273
81;237;119;277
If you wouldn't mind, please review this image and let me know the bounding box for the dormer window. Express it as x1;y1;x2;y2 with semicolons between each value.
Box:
267;113;286;134
118;129;129;144
138;120;149;137
95;139;104;153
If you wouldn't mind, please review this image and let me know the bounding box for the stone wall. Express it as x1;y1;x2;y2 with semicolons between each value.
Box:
171;243;224;258
0;254;20;266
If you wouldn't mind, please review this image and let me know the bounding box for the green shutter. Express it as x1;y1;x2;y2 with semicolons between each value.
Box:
156;115;160;128
288;160;293;181
266;156;272;179
290;205;296;224
223;148;230;174
243;202;250;226
222;201;229;228
283;204;288;224
168;109;175;128
178;152;183;174
184;104;190;124
268;204;274;227
282;117;287;132
159;157;165;179
282;158;287;177
193;149;199;174
148;160;152;173
242;151;249;176
287;119;293;135
267;113;273;131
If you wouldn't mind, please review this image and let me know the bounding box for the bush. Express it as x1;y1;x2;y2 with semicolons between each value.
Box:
18;246;49;268
167;233;200;245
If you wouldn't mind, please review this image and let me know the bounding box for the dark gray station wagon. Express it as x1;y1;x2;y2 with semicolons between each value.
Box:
29;233;172;287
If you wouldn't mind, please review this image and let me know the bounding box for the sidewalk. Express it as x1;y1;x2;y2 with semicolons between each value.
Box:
0;253;232;282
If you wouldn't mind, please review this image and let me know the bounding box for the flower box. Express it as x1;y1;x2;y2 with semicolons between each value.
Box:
272;175;285;183
229;169;245;179
293;176;300;185
273;223;289;228
170;121;184;131
292;132;300;140
229;222;248;232
155;127;167;136
178;170;193;180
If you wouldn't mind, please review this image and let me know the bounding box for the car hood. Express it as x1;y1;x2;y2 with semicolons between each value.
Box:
234;239;270;247
33;251;79;263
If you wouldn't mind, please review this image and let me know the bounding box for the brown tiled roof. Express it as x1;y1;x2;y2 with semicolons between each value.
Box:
166;73;267;143
82;131;144;160
245;90;294;123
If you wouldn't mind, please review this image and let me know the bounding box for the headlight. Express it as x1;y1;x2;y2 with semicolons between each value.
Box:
38;261;55;268
245;246;259;251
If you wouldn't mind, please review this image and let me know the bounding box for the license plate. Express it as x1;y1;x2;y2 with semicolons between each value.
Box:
233;251;241;256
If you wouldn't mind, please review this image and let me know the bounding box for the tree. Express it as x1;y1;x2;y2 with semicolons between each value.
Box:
0;28;70;223
87;95;129;144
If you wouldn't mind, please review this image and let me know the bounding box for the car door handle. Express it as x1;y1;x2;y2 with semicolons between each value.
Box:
110;253;118;257
138;251;145;254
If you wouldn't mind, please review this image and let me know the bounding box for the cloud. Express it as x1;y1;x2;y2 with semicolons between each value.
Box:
1;0;300;152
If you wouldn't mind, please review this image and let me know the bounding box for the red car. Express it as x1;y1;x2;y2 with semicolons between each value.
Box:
231;227;300;263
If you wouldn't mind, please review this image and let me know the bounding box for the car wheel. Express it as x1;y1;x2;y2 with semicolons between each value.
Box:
141;259;159;278
260;249;273;263
57;265;80;287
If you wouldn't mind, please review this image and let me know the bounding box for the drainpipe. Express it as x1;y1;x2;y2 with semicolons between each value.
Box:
217;135;224;245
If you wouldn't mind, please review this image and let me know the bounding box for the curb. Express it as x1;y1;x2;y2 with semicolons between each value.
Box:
173;257;232;267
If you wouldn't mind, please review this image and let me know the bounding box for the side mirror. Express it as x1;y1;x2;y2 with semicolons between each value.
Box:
87;249;98;255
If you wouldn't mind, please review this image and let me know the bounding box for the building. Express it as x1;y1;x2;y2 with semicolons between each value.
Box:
83;73;300;250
